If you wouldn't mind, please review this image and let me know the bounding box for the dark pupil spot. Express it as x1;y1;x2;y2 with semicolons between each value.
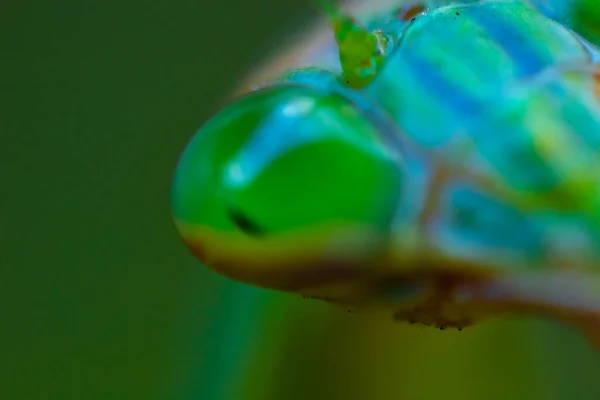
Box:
227;208;265;236
398;3;425;21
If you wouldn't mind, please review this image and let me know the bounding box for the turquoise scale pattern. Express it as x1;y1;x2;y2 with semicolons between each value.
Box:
360;2;600;268
366;2;593;147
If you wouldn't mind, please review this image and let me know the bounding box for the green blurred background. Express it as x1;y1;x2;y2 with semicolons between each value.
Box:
3;1;600;399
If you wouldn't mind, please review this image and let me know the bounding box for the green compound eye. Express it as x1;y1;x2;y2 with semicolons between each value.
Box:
171;84;403;292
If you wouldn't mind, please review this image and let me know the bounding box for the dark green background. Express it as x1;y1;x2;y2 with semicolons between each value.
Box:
4;1;600;399
1;1;307;398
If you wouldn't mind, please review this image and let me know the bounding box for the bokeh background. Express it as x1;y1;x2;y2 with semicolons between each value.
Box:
3;1;600;399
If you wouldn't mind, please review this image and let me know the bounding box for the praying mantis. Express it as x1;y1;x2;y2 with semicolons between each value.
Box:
172;0;600;348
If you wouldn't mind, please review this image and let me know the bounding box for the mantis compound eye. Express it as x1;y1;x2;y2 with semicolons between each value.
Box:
171;84;403;292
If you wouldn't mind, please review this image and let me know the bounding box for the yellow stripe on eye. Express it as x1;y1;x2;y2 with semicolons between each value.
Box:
173;217;387;290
